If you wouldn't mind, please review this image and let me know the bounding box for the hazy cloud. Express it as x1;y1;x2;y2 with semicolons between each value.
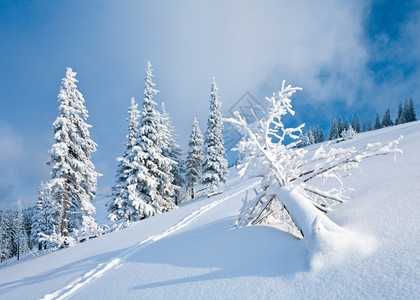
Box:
0;0;418;207
0;123;50;207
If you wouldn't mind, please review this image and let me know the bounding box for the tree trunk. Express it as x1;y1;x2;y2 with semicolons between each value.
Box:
276;187;343;238
60;173;68;237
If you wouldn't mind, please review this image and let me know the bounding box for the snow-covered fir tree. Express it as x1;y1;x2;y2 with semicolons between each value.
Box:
126;61;176;218
374;112;382;129
31;182;60;249
338;117;345;135
367;120;373;131
48;67;101;242
404;99;417;122
185;118;204;199
409;99;417;121
307;129;315;145
107;97;156;222
140;62;177;212
22;209;33;250
395;100;405;125
297;132;310;148
329;119;339;140
319;130;325;142
0;210;13;262
14;202;30;260
314;125;324;143
311;127;319;143
344;118;350;131
393;98;417;125
382;108;393;127
31;184;45;249
160;102;184;205
355;114;361;133
202;78;228;194
340;125;357;140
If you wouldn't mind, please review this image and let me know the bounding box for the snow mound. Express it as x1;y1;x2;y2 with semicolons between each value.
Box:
307;216;378;271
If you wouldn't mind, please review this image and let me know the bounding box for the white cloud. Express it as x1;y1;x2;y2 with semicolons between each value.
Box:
155;0;370;106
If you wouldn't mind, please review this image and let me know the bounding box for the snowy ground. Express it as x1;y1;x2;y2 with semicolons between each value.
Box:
0;122;419;299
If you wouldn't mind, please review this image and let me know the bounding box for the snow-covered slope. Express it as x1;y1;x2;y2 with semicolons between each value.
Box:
0;122;419;299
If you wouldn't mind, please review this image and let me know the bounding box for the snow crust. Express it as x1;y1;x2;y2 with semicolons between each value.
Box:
0;121;419;299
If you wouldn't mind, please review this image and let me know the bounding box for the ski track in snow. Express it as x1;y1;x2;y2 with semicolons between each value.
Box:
40;182;258;300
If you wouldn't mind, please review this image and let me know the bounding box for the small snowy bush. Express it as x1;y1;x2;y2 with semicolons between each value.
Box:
339;126;357;141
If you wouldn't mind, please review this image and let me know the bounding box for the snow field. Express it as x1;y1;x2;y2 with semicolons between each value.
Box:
0;121;419;299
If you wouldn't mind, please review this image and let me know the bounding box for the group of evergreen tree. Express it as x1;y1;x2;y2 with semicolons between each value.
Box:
0;204;33;262
329;115;362;140
2;68;104;259
1;62;229;260
329;99;416;141
375;99;417;129
107;63;228;223
297;126;325;147
108;62;178;222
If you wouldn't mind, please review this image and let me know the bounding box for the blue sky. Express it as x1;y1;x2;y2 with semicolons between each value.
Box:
1;0;419;208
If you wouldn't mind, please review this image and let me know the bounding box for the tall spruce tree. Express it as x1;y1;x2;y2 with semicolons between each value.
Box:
14;202;29;260
374;112;382;129
202;78;228;194
307;130;315;144
108;98;156;222
31;182;60;249
338;117;345;136
48;67;101;240
367;120;372;131
404;98;417;122
133;61;176;215
297;132;310;147
329;119;339;140
409;99;417;121
0;210;12;262
382;108;393;127
160;102;184;205
185;118;204;199
355;115;361;133
22;208;33;250
344;119;350;131
396;100;405;124
319;130;325;142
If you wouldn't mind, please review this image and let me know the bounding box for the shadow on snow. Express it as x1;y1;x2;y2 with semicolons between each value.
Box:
129;216;308;290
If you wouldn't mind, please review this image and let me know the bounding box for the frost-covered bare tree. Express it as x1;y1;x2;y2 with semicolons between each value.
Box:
226;81;402;244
